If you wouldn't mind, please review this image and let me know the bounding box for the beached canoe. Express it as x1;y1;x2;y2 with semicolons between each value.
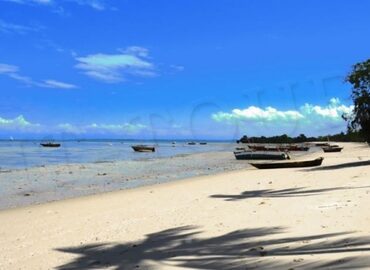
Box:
250;157;324;169
234;151;290;160
248;144;310;152
322;146;343;153
132;145;155;152
40;142;61;148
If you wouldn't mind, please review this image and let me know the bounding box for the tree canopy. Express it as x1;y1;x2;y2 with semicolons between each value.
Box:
346;59;370;142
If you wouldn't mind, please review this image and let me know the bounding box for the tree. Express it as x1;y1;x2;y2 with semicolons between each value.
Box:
346;59;370;142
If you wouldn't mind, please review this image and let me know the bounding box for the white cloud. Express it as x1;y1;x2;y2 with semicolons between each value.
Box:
212;98;354;135
0;115;41;132
0;63;18;73
0;62;77;89
57;122;147;134
4;0;109;10
75;46;157;83
0;20;42;34
42;80;77;89
0;115;147;135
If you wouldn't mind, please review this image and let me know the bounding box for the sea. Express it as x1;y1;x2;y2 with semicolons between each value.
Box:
0;140;235;170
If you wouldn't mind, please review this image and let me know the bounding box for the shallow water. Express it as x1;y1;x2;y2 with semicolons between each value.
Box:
0;140;234;169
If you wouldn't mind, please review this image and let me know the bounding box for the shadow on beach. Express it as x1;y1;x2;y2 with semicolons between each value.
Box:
210;186;370;201
55;226;370;269
303;160;370;172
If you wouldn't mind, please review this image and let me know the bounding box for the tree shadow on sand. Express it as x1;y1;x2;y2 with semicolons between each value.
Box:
303;160;370;171
56;226;370;269
210;186;370;201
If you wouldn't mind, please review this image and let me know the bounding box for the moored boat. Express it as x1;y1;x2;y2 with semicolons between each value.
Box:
234;151;290;160
250;157;324;169
188;142;196;145
132;145;155;152
40;142;61;148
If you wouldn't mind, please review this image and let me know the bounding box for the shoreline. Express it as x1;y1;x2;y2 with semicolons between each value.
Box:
0;150;248;210
0;142;369;269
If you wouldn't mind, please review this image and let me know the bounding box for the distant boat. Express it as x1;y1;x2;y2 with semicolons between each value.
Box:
322;146;343;153
250;157;324;169
199;142;207;145
188;142;196;145
40;142;61;148
132;145;155;152
234;151;290;160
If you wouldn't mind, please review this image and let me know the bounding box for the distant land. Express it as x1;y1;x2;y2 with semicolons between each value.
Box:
237;131;365;144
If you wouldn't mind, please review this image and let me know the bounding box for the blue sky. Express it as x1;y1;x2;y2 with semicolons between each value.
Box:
0;0;369;140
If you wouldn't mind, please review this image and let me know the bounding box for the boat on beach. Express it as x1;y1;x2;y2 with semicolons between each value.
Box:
40;142;61;148
132;145;155;152
247;144;310;152
250;157;324;169
234;151;290;160
188;142;196;145
322;146;343;153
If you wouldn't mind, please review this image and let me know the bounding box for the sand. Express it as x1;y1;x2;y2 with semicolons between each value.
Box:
0;142;369;269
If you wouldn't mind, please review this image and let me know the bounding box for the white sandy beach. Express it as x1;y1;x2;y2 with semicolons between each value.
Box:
0;142;370;269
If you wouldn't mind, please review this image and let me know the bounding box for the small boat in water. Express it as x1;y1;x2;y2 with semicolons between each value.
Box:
250;157;324;169
199;142;207;145
234;151;290;160
40;142;61;148
132;145;155;152
188;142;196;145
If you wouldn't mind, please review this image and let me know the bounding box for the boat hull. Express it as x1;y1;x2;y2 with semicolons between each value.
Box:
234;151;289;160
132;145;155;152
250;157;324;169
323;147;343;153
40;143;61;148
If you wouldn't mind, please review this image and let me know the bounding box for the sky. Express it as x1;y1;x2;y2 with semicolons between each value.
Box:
0;0;369;140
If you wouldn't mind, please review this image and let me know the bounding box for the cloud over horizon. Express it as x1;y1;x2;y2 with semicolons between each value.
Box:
212;98;354;136
75;46;157;83
0;115;41;132
0;115;147;136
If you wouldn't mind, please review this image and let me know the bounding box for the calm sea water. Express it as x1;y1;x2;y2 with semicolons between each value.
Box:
0;140;234;169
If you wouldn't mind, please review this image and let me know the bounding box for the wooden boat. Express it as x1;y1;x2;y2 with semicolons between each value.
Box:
40;142;61;148
313;142;330;147
187;142;196;145
234;151;290;160
322;146;343;153
248;145;309;152
132;145;155;152
250;157;324;169
199;142;207;145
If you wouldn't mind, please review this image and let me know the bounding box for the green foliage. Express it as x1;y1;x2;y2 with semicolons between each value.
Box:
238;131;364;144
346;59;370;142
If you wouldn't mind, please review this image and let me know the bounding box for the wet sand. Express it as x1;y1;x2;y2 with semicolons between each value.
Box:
0;142;370;269
0;150;247;210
